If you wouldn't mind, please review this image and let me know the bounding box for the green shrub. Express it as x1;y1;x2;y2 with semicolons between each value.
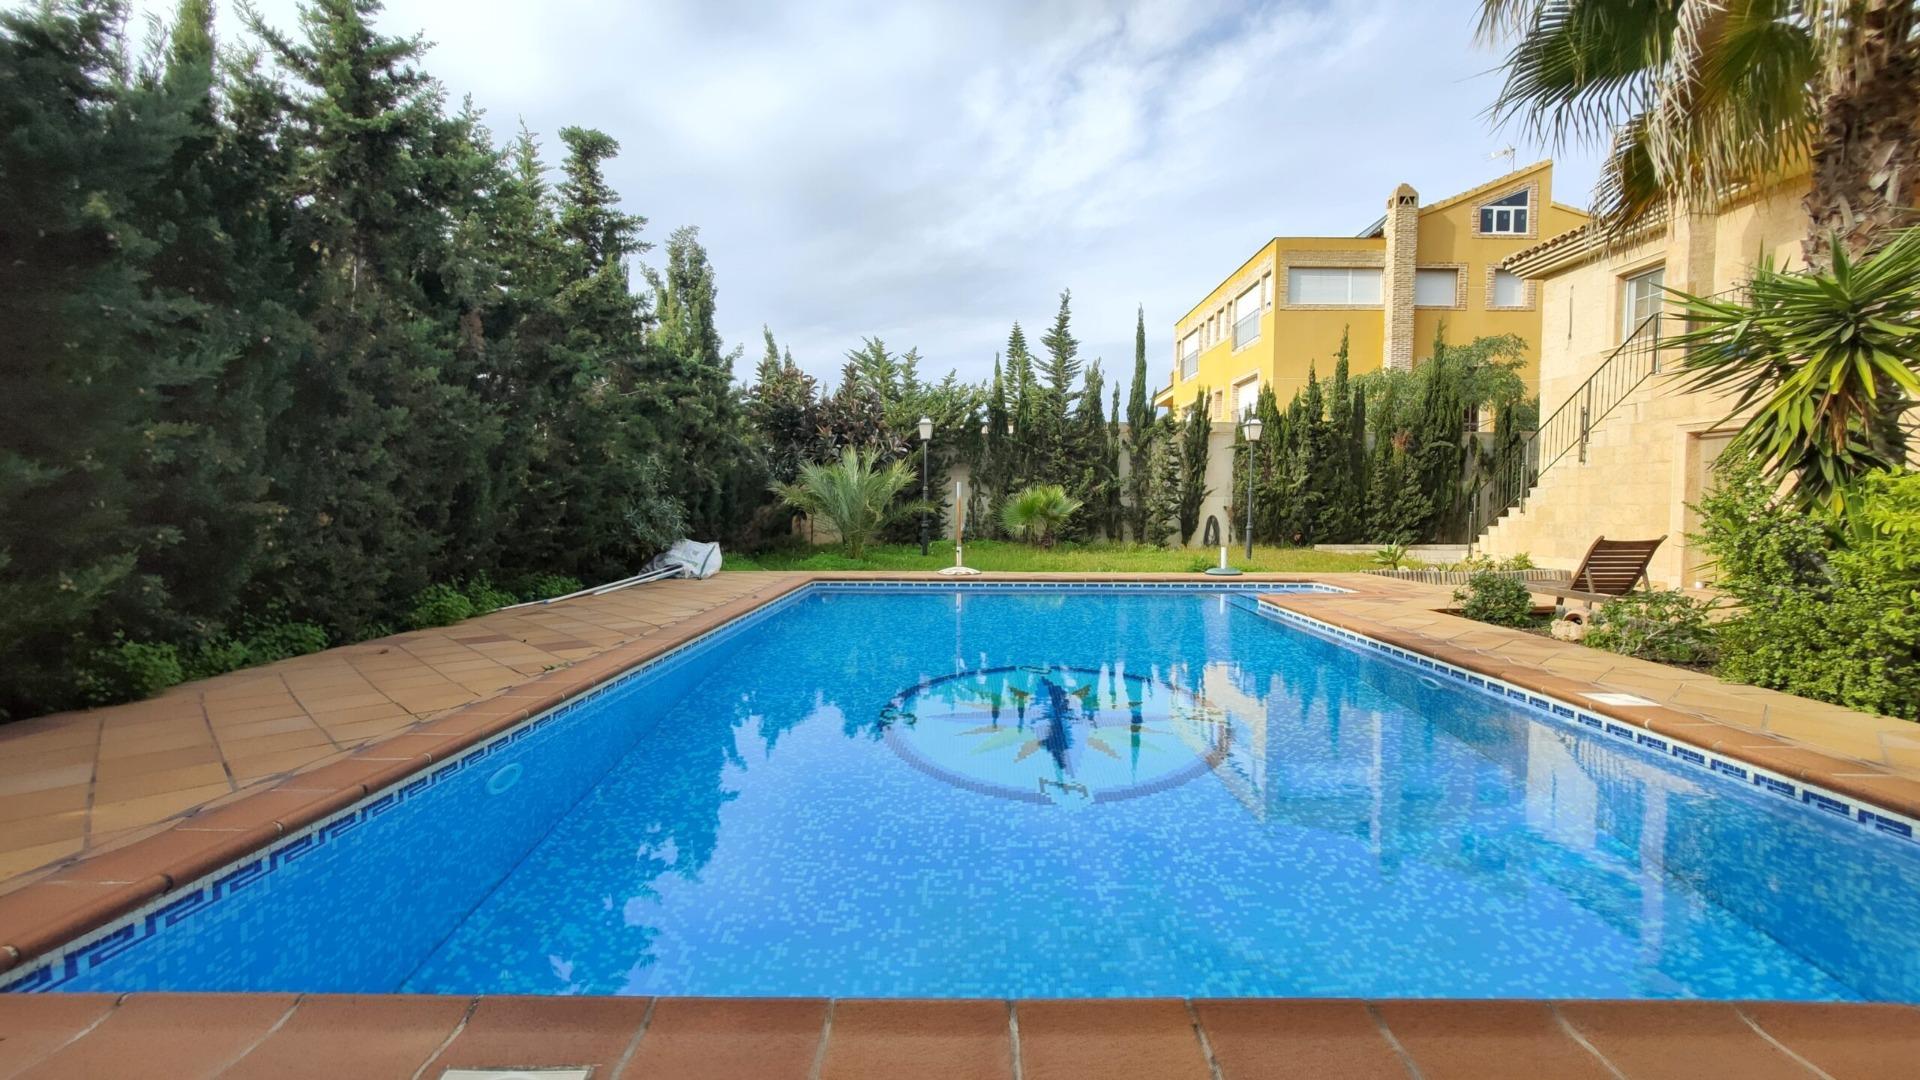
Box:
179;619;332;681
516;573;585;601
1184;553;1217;573
1696;458;1920;719
407;583;477;629
1499;552;1535;570
1585;591;1718;664
1453;571;1535;627
462;575;518;614
79;638;184;706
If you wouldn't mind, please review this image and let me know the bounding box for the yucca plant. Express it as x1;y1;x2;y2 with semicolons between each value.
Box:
774;448;917;559
1000;485;1084;549
1669;227;1920;511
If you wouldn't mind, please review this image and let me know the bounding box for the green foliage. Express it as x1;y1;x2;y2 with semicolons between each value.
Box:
1372;543;1411;570
1453;571;1536;627
775;448;918;559
1177;396;1212;544
517;574;586;601
1184;553;1218;573
0;2;759;718
1696;456;1920;718
1001;485;1085;548
1671;228;1920;511
78;639;186;708
1585;591;1719;665
408;585;478;630
181;621;331;682
733;540;1377;574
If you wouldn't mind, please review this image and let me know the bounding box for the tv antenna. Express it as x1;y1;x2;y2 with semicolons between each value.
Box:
1490;146;1517;172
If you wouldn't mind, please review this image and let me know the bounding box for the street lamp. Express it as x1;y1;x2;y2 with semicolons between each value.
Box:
918;416;934;556
1242;415;1264;560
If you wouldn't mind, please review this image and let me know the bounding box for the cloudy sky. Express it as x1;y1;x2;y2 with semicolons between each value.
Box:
150;0;1602;397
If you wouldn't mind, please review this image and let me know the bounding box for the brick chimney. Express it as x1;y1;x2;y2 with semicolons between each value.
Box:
1380;183;1419;371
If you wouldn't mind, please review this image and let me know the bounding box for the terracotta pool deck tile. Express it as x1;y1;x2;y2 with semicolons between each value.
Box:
819;999;1012;1080
0;839;84;881
220;994;473;1080
1556;1001;1816;1080
1371;1000;1614;1080
0;785;90;827
1739;1003;1920;1079
616;997;825;1080
90;762;231;806
0;877;170;965
13;993;295;1079
427;995;654;1077
93;727;215;762
0;717;102;752
225;746;341;784
207;713;323;742
86;783;237;836
0;993;120;1074
1016;999;1212;1080
0;744;96;779
0;764;93;800
1193;1000;1411;1079
212;727;335;757
50;822;276;892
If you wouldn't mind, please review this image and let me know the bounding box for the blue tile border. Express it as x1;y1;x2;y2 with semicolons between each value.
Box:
813;580;1346;594
1236;595;1920;854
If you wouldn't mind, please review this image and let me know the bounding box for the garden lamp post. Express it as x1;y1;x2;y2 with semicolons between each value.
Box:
918;416;934;556
1242;415;1263;560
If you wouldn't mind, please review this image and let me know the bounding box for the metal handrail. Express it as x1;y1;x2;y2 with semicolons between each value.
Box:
1468;313;1665;542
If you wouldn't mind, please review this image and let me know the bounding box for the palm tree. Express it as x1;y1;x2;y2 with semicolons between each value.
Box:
1479;0;1920;264
1001;485;1084;549
774;448;916;559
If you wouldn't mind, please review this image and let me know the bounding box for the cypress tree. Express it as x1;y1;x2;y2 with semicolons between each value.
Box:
1125;304;1154;542
1176;396;1211;545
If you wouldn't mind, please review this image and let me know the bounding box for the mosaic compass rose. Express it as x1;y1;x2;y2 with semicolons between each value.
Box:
878;663;1230;806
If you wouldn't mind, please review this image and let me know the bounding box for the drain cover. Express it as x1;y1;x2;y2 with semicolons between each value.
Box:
441;1060;591;1068
1584;691;1658;707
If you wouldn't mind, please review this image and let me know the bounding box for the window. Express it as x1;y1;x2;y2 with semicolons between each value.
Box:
1231;375;1260;418
1414;268;1457;307
1180;331;1200;380
1621;266;1665;339
1490;268;1527;308
1233;281;1263;347
1287;266;1382;305
1478;189;1529;235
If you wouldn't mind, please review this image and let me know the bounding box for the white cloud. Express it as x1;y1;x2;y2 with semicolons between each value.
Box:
144;0;1604;396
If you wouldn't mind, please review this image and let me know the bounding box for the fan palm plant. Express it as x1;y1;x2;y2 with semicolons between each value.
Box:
1479;0;1920;264
1669;226;1920;509
773;448;917;559
1001;485;1084;549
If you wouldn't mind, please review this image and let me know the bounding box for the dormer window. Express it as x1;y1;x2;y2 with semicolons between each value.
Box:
1479;190;1529;235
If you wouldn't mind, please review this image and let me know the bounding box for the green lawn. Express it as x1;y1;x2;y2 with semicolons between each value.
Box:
725;540;1376;574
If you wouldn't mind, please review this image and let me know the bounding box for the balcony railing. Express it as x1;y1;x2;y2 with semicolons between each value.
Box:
1232;310;1260;349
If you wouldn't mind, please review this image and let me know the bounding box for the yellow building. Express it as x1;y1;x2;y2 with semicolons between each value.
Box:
1156;161;1590;417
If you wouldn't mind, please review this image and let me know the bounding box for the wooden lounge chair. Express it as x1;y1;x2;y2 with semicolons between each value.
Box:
1546;536;1666;611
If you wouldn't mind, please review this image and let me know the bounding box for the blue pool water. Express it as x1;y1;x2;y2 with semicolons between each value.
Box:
27;586;1920;999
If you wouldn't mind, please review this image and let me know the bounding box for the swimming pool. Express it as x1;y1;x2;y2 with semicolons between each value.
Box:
11;584;1920;999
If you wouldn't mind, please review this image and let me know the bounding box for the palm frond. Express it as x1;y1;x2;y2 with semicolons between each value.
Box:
1668;225;1920;509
